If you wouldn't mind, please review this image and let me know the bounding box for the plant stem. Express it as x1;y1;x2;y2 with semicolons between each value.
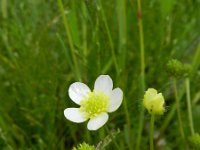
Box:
150;115;155;150
185;77;195;135
137;5;145;75
82;1;88;69
159;44;200;137
98;0;119;75
136;0;146;149
173;78;185;140
57;0;81;81
1;0;7;18
105;126;121;150
116;1;131;148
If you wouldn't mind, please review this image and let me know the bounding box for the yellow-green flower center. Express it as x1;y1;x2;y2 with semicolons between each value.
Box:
80;92;109;119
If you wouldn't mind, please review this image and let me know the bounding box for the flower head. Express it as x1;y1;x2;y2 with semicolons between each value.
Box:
72;142;95;150
166;59;191;78
188;133;200;149
143;88;165;115
64;75;123;130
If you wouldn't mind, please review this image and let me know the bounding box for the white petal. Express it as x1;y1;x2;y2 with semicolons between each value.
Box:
87;113;109;130
108;88;123;112
64;108;87;123
94;75;113;96
68;82;91;105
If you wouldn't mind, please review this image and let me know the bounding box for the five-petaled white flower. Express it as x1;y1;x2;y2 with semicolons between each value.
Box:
64;75;123;130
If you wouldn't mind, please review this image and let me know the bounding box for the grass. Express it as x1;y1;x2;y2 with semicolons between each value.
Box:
0;0;200;149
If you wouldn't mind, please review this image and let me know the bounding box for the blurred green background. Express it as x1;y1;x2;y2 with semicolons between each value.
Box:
0;0;200;149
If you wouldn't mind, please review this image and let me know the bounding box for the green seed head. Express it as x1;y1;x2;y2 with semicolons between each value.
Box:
166;59;191;78
80;92;109;119
72;142;95;150
188;133;200;149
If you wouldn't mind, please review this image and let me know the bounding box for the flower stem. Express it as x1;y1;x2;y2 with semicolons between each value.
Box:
185;77;195;135
136;0;146;149
150;114;155;150
173;78;185;140
105;126;120;150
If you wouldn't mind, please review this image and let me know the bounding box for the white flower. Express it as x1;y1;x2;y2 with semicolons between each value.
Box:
64;75;123;131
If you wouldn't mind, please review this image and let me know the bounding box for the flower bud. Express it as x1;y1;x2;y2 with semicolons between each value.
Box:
72;142;95;150
143;88;165;115
188;133;200;149
166;59;191;78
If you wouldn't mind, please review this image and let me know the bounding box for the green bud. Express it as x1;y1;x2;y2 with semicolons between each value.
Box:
166;59;184;77
188;133;200;149
72;142;95;150
166;59;191;78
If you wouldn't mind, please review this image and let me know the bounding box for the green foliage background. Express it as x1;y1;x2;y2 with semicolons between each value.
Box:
0;0;200;149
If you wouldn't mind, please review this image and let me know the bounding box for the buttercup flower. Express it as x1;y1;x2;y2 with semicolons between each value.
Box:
64;75;123;130
143;88;165;115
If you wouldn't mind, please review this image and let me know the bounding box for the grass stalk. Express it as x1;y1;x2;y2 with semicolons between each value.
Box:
116;0;131;149
117;0;127;72
1;0;7;18
98;0;119;75
185;77;195;135
135;0;146;149
57;0;81;81
160;44;200;136
81;1;88;67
